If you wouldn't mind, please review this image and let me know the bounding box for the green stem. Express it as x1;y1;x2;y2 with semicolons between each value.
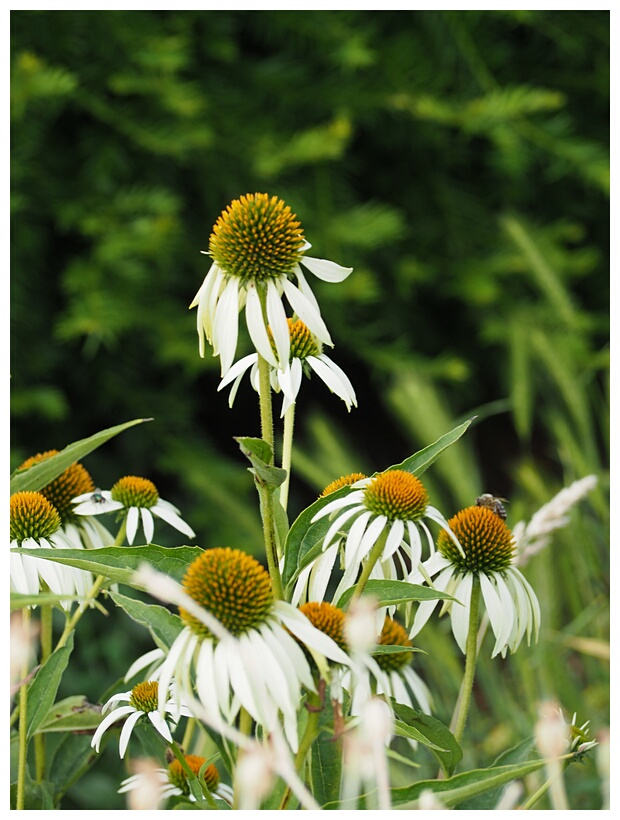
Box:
16;608;31;810
351;530;389;602
34;604;53;782
257;352;275;459
279;403;296;514
279;691;322;810
520;759;571;810
453;575;481;745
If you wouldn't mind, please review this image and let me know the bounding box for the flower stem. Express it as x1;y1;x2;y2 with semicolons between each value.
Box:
34;604;53;781
351;530;389;602
257;353;275;458
16;608;31;810
280;403;296;514
452;574;481;745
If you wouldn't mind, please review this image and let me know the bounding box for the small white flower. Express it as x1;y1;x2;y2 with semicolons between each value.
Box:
91;680;191;759
73;476;195;545
190;193;352;376
218;318;357;416
411;506;541;658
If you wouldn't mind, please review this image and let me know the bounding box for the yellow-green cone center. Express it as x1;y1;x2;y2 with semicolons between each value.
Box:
111;476;159;509
10;491;62;543
209;193;305;282
19;451;95;524
363;470;429;521
129;681;159;713
167;755;220;796
321;473;367;497
299;601;348;652
179;547;274;638
437;506;516;573
373;617;413;673
288;319;320;361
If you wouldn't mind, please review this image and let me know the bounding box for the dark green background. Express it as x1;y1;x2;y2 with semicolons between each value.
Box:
11;10;609;810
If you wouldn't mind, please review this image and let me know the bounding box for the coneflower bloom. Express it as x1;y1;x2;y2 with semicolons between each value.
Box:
218;318;357;416
411;505;541;658
10;491;93;609
154;547;350;752
310;470;462;603
91;680;191;759
118;753;233;806
190;193;352;376
72;475;195;546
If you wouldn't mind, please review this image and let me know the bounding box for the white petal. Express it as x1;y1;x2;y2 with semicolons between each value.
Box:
213;277;240;375
479;573;512;658
322;505;363;553
353;514;388;565
406;521;423;567
409;565;455;637
141;509;155;544
126;507;140;545
425;507;465;557
245;284;278;367
275;602;350;665
119;710;143;758
217;353;257;390
148;710;173;743
153;505;195;539
300;255;353;283
91;705;135;752
266;280;290;366
124;648;165;682
308;355;357;409
450;574;473;653
308;542;340;602
311;492;365;522
291;266;321;312
281;278;333;347
344;510;374;567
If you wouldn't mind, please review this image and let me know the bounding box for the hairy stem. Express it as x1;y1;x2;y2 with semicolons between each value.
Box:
280;403;296;514
453;575;481;745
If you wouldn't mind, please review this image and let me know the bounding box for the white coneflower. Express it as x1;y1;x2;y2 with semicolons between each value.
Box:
151;547;349;753
512;475;598;566
10;491;91;610
218;318;357;416
91;680;191;759
190;193;352;376
310;470;462;604
411;506;540;658
73;475;195;546
118;753;233;807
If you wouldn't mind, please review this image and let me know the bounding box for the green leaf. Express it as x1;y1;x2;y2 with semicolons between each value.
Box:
235;436;287;490
27;633;74;741
372;645;422;656
10;418;153;494
12;544;203;586
110;590;184;650
36;695;103;733
391;701;462;777
44;731;99;801
310;695;346;807
457;737;535;809
336;579;459;609
390;757;548;808
387;417;474;475
11;591;80;610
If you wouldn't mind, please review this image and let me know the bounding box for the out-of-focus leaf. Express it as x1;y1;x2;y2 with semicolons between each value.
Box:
336;578;458;609
110;590;184;650
391;701;462;777
37;695;103;733
27;633;74;741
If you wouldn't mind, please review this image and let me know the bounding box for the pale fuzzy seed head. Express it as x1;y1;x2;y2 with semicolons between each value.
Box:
235;743;275;810
535;700;570;758
10;611;39;692
344;597;379;653
358;698;394;746
418;789;447;810
124;759;166;810
495;781;524;810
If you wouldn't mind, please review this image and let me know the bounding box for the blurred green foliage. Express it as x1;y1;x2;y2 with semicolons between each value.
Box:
11;9;608;810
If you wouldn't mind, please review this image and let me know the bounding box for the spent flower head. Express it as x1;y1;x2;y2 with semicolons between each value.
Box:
191;193;352;375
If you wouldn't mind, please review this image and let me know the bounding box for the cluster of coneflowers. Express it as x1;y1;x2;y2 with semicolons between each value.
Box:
10;193;598;810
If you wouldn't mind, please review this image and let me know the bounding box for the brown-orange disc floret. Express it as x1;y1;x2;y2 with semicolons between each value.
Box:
10;491;62;543
19;450;95;523
167;754;220;795
437;506;516;573
299;601;348;652
363;470;429;521
129;681;160;713
111;476;159;509
321;473;367;497
373;617;414;673
179;547;274;639
209;193;305;282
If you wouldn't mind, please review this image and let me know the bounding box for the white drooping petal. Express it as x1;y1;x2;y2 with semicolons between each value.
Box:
312;491;365;522
152;503;196;539
92;705;135;752
300;255;353;283
245;284;279;367
281;278;333;347
119;709;144;759
409;564;455;637
126;506;140;545
450;573;474;653
140;508;155;544
213;277;240;375
266;280;290;366
343;510;374;567
480;573;513;658
307;355;357;409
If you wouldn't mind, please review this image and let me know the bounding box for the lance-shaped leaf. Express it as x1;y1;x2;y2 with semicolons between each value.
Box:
11;544;203;587
36;696;103;734
27;633;74;741
10;418;152;494
391;701;462;777
457;737;535;809
110;590;184;650
336;579;459;609
235;436;287;490
11;591;79;611
386;417;474;475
